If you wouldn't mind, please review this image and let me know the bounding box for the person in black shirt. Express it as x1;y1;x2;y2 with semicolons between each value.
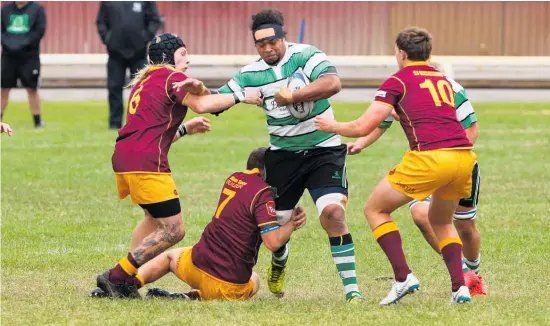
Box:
96;1;162;129
1;1;46;128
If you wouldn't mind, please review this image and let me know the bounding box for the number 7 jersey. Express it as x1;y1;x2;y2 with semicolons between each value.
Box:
374;61;472;151
192;169;279;284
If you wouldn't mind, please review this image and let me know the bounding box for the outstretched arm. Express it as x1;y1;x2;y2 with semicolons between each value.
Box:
347;127;388;155
315;102;393;138
171;76;263;115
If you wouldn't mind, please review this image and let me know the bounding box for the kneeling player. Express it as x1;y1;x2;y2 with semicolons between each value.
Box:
101;147;307;300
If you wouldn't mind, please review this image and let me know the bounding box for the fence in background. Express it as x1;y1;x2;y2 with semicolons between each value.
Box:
40;1;549;56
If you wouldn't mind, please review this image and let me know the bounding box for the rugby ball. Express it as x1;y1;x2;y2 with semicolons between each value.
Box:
286;71;314;120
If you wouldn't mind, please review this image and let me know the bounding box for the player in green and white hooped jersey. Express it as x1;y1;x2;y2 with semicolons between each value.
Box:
217;9;363;303
347;78;486;295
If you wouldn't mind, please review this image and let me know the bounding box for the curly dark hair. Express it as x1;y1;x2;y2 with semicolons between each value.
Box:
251;9;285;30
395;27;432;61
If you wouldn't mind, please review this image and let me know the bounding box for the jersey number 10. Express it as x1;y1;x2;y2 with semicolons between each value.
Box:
420;79;455;108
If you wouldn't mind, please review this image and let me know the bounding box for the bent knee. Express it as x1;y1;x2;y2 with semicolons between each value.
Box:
250;272;260;298
173;223;186;242
321;204;346;221
160;219;186;244
410;206;429;229
455;222;478;240
363;202;374;219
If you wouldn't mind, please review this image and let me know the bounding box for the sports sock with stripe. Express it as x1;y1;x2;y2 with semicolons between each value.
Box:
463;254;481;275
373;221;411;282
109;252;140;283
330;233;361;300
272;242;289;267
440;238;465;291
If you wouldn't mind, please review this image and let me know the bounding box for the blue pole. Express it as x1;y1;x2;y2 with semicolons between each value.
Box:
298;19;306;43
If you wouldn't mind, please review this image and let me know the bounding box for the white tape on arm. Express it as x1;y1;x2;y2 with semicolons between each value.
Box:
276;210;293;226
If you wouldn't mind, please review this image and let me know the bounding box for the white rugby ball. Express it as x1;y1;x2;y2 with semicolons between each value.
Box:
286;71;314;120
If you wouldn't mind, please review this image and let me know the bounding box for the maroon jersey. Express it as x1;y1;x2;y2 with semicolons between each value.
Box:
374;62;472;151
192;170;279;284
112;67;190;173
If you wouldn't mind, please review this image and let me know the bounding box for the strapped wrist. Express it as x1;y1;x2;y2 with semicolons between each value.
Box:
233;91;245;104
177;123;188;137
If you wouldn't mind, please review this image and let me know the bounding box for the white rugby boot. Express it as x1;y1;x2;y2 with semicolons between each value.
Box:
379;273;420;306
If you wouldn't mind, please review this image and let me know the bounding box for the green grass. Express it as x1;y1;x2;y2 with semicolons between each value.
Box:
2;101;550;325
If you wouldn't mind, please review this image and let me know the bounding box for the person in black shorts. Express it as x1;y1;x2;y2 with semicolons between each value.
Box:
214;9;363;303
1;1;46;128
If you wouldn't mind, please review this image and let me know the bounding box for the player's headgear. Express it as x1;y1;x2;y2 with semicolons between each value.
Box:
252;24;285;43
148;33;185;65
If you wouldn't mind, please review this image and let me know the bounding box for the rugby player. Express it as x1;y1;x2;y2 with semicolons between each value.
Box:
200;8;363;303
347;80;486;295
95;33;263;298
99;147;307;300
315;27;476;304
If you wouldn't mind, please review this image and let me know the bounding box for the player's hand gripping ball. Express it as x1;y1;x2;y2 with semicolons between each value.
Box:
276;70;314;120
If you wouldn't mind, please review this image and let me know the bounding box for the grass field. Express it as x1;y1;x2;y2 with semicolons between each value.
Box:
1;100;550;325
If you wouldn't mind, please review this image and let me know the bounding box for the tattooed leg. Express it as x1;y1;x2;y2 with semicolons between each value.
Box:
132;217;185;265
130;209;158;251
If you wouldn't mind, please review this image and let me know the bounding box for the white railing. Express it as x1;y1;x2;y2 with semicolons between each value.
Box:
39;54;550;84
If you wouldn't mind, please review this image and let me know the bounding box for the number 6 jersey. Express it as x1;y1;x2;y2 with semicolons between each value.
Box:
374;61;472;151
112;66;189;173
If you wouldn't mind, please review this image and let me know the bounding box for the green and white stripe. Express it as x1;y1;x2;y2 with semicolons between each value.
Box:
218;42;341;151
448;78;478;129
463;255;481;275
331;243;361;299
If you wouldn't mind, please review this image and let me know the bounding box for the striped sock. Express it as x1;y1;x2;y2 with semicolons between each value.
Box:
272;242;289;267
330;233;361;300
462;259;469;272
464;255;481;275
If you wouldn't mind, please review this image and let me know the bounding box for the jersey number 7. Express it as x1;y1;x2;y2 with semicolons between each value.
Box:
214;188;237;218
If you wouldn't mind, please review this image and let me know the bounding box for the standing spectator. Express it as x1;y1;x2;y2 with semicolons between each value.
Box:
96;1;162;129
1;1;46;128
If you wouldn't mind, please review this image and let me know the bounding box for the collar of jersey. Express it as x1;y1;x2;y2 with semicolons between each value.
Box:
243;168;260;174
405;61;430;67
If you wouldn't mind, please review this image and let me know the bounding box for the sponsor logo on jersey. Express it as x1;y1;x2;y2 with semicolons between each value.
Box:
266;201;277;216
376;90;387;98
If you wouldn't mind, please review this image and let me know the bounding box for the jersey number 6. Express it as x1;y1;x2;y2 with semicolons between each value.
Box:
420;79;455;108
129;76;152;114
